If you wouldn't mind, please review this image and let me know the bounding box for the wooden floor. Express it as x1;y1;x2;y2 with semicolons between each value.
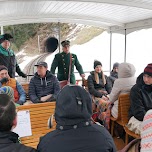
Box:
113;137;125;151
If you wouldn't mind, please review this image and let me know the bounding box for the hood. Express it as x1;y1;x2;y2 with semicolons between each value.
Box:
34;70;53;86
136;73;144;86
0;131;19;143
55;85;92;128
118;62;136;78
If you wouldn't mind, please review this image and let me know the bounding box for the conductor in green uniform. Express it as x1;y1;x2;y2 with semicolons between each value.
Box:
51;40;85;84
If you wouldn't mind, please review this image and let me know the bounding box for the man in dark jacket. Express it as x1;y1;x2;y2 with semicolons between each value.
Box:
37;85;116;152
51;40;85;84
0;33;26;78
29;61;60;103
129;63;152;121
0;93;36;152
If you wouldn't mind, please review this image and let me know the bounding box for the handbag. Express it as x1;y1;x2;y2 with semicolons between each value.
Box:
59;54;72;89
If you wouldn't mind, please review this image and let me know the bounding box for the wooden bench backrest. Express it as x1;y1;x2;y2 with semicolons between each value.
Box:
21;83;29;95
119;93;130;126
16;102;56;148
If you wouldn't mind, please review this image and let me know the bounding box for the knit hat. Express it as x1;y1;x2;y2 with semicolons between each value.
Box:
94;60;102;69
0;65;8;71
55;85;92;130
113;62;119;69
141;109;152;152
144;63;152;77
0;33;13;44
0;86;14;100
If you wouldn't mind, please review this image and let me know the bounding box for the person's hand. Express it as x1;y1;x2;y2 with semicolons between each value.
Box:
81;74;85;78
0;77;8;84
101;95;109;101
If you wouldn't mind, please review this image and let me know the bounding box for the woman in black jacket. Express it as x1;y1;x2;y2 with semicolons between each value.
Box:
87;60;112;128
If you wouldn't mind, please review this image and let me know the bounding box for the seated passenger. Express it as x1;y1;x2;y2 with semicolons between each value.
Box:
0;65;26;105
29;61;60;103
128;63;152;135
109;62;119;87
87;60;111;106
109;62;136;118
37;85;116;152
0;93;36;152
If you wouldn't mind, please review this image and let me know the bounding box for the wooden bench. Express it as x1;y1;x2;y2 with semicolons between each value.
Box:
119;94;140;145
16;102;56;148
110;93;140;144
110;94;124;136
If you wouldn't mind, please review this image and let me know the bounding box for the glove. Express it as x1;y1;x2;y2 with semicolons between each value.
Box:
20;73;27;78
0;77;8;84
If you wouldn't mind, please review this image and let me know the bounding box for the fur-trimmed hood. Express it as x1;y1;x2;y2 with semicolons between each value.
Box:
118;63;136;78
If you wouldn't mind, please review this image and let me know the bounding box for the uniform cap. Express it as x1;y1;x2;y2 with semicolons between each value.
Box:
61;40;70;47
35;61;48;68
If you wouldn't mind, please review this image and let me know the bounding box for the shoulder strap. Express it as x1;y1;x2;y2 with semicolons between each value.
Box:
67;54;72;83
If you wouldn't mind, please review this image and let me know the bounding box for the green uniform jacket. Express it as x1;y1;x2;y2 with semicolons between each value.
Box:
51;52;84;84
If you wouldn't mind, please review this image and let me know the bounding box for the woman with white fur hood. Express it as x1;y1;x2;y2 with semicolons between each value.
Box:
109;62;136;118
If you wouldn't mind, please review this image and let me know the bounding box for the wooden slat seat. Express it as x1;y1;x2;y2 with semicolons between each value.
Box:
110;94;123;136
111;94;140;145
16;102;56;148
119;94;140;145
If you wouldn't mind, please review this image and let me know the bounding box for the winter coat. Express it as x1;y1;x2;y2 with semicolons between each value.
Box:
51;52;84;84
129;73;152;121
29;70;60;103
109;63;136;104
87;71;111;98
0;45;25;78
110;62;136;118
0;131;36;152
37;124;116;152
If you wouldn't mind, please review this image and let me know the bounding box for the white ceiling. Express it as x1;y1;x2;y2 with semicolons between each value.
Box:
1;0;152;33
